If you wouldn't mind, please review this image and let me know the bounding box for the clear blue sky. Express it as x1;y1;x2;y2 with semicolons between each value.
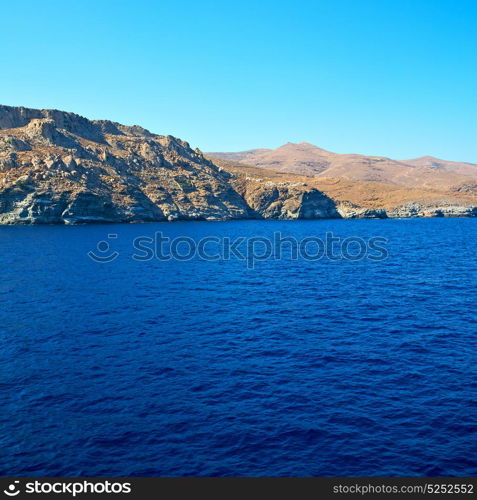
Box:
1;0;476;161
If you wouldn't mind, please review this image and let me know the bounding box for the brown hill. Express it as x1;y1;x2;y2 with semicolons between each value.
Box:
209;142;477;191
209;142;333;176
402;156;477;177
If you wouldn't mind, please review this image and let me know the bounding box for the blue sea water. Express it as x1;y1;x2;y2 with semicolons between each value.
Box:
0;218;476;477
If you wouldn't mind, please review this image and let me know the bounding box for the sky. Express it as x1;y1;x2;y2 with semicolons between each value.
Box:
1;0;476;161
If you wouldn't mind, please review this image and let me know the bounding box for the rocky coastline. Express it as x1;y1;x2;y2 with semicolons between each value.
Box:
0;105;475;224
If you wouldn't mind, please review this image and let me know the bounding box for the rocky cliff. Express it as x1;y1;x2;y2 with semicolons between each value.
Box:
232;177;340;219
0;105;257;224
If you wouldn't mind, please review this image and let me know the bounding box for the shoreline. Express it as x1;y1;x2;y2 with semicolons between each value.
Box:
1;212;476;226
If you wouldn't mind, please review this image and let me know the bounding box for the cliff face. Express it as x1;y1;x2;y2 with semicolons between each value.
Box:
233;178;340;219
0;105;254;224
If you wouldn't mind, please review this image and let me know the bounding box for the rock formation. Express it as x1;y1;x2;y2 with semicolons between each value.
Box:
0;105;254;224
232;178;340;219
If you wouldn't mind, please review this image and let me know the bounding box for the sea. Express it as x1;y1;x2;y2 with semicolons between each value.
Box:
0;218;476;476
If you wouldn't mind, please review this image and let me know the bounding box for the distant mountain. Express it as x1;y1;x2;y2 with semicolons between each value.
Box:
209;142;477;191
402;155;477;177
209;142;333;176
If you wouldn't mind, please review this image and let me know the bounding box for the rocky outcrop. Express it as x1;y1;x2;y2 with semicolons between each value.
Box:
336;201;477;218
337;202;388;219
233;178;340;219
387;202;477;218
336;200;477;218
0;105;253;224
